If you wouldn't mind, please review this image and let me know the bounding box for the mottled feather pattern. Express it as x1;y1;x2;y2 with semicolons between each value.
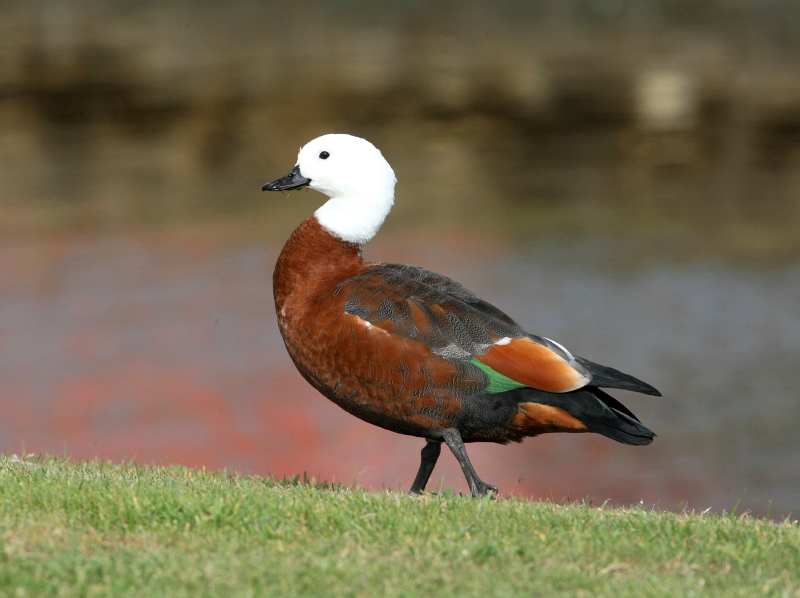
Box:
274;220;489;437
338;263;591;392
274;217;654;446
339;264;523;360
379;263;523;329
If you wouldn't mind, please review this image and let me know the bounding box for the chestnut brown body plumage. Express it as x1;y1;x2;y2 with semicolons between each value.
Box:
265;134;659;497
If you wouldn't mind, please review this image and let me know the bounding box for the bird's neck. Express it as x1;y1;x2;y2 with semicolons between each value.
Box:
313;190;394;245
273;216;367;316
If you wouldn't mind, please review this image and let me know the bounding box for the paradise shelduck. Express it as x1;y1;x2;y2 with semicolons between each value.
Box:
263;134;660;498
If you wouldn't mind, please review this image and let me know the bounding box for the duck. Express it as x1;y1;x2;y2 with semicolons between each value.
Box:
263;134;659;498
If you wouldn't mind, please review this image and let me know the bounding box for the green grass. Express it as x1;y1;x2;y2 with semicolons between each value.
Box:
1;456;798;597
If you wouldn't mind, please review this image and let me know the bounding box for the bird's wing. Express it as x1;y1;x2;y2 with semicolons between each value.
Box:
335;263;591;393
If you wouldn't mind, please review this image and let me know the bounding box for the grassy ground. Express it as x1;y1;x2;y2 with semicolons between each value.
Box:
1;455;798;597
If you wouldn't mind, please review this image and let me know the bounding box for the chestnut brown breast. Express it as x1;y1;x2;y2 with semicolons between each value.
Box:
273;217;486;438
271;217;647;444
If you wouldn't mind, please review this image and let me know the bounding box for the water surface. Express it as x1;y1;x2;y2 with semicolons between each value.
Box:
1;232;798;517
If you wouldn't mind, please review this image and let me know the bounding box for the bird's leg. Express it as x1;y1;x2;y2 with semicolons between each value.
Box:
408;439;442;495
441;428;498;498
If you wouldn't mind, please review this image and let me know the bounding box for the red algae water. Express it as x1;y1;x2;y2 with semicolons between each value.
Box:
2;231;799;518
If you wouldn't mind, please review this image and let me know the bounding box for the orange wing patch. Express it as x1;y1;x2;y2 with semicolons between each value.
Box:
476;337;588;393
511;402;588;436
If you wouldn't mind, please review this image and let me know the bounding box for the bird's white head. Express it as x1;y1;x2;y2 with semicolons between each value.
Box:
263;134;396;245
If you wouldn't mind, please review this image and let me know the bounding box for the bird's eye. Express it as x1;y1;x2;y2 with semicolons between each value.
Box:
319;151;330;159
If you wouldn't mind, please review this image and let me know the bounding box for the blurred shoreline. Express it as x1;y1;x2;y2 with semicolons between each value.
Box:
2;1;800;258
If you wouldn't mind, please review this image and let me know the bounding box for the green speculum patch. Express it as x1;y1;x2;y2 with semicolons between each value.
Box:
471;357;528;394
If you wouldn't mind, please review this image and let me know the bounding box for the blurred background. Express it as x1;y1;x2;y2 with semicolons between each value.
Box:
2;0;800;518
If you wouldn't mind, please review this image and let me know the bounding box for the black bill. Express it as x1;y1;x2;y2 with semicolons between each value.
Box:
262;165;311;191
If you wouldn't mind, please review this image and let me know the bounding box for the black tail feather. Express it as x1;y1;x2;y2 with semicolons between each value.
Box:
506;386;656;446
577;398;656;446
575;356;662;397
591;387;642;422
569;387;655;446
